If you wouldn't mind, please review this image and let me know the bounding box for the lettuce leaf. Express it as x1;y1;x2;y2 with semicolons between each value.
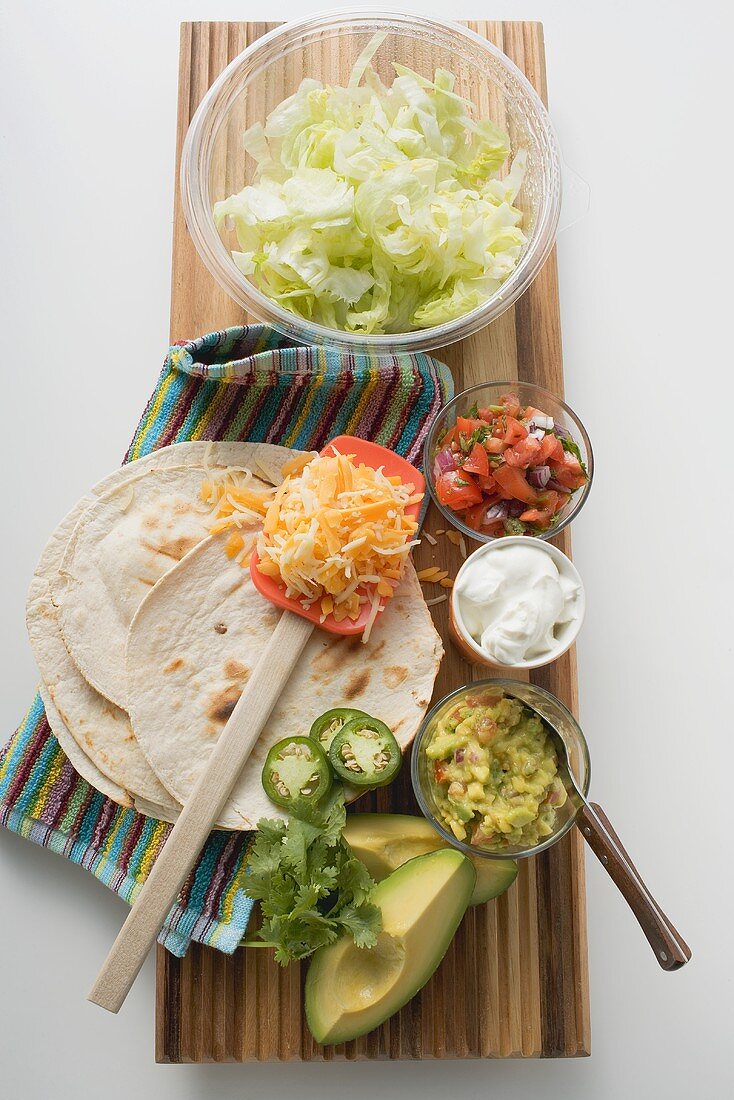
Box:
214;38;527;333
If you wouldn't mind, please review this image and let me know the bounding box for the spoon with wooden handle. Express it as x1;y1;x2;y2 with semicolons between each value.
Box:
543;721;691;970
88;437;424;1013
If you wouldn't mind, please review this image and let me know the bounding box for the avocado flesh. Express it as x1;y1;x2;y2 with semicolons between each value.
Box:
305;848;475;1045
343;813;518;906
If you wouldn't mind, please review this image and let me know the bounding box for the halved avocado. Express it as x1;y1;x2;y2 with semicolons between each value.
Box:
343;813;518;905
305;848;475;1045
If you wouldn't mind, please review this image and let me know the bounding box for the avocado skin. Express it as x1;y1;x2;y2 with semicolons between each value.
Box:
343;813;518;905
305;848;475;1045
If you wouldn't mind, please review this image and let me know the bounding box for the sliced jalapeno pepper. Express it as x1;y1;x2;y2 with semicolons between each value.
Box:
308;708;372;752
262;736;331;809
328;717;402;788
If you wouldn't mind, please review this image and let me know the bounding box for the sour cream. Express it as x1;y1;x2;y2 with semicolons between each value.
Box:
453;539;583;667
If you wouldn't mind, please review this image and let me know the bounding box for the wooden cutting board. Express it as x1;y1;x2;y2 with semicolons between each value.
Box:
157;19;590;1061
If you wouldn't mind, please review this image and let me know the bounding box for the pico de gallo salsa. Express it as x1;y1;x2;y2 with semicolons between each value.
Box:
432;393;588;536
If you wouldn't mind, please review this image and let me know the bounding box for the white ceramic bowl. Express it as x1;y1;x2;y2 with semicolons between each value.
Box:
449;536;585;670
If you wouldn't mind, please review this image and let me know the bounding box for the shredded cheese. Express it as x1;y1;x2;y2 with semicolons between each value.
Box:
254;450;421;630
200;467;274;546
425;593;448;607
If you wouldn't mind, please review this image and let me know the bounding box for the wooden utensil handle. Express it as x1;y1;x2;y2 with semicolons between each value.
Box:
88;611;314;1013
577;802;691;970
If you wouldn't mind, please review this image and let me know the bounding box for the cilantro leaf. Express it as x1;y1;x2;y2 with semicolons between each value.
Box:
334;901;382;948
245;789;383;965
560;436;588;476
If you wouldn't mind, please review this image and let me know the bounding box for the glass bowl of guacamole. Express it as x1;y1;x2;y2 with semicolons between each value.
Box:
411;679;590;859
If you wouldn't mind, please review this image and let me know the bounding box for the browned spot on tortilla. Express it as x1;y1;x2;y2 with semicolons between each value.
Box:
142;514;160;530
383;666;408;689
214;622;228;634
136;577;156;587
207;684;243;724
173;500;193;515
142;535;199;562
311;637;343;674
225;660;249;680
164;657;184;674
369;639;386;658
346;637;363;654
344;668;371;700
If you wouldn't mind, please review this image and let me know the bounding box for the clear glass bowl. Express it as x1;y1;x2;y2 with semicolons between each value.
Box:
424;380;593;542
180;9;562;354
411;678;591;860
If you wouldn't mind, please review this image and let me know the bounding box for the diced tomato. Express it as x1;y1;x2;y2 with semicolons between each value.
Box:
493;463;540;505
463;442;489;478
456;416;485;437
440;425;457;447
537;433;564;464
503;416;528;446
485;436;506;454
477;473;497;493
482;519;505;535
464;502;487;530
549;455;586;490
504;436;542;469
520;491;560;528
433;760;449;784
499;393;522;418
435;469;483;510
523;406;551;424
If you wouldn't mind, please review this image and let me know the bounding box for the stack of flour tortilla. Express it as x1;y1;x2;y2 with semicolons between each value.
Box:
26;441;443;829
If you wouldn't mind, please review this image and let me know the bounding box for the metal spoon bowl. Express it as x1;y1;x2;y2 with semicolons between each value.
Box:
411;678;691;970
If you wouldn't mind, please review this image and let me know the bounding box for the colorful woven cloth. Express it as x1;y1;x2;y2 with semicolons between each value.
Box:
0;325;453;958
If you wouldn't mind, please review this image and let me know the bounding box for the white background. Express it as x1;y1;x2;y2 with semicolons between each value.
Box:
1;0;730;1096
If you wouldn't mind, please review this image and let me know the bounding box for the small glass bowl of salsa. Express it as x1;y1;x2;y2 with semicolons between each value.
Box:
411;679;590;859
424;381;593;543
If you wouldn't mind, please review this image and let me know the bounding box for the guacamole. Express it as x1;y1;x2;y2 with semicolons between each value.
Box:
424;689;567;851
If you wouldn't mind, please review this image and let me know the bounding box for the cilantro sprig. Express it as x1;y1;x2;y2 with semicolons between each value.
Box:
560;436;588;476
244;788;382;965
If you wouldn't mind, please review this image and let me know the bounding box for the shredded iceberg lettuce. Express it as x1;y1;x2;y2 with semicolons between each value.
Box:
214;44;527;334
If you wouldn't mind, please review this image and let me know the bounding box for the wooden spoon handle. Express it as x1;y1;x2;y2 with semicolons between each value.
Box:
577;802;691;970
88;611;314;1013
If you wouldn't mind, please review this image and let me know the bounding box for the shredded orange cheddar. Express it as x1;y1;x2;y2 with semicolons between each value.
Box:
255;450;421;630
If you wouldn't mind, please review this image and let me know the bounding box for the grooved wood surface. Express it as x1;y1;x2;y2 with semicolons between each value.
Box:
157;19;590;1062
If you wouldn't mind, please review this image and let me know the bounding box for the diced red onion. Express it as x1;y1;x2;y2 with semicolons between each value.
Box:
455;749;465;763
508;499;526;518
527;465;551;489
527;425;546;441
553;424;571;441
484;501;509;523
434;447;457;477
547;478;572;494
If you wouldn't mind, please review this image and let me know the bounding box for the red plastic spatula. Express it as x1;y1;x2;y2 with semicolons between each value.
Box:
251;436;424;632
88;436;424;1013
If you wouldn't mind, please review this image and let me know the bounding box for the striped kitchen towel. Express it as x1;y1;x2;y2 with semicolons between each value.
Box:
0;325;453;958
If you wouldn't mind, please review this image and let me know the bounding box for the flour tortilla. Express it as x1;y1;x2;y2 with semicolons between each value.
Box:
126;534;443;829
53;442;300;710
26;498;179;811
28;441;298;810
